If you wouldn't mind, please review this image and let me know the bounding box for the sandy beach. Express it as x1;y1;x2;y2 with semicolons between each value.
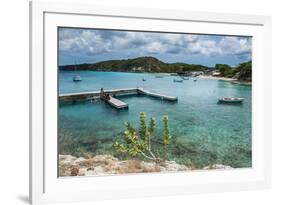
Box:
198;75;237;81
198;75;252;85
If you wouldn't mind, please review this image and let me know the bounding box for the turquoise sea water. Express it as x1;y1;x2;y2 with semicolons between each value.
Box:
59;71;252;168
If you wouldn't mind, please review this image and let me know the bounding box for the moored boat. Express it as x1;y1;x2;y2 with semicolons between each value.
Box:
218;97;244;104
142;78;147;81
73;75;82;82
72;61;82;82
173;79;183;83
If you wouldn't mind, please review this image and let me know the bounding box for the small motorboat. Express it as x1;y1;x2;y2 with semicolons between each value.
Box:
173;79;183;83
155;75;164;78
73;75;82;82
218;97;244;104
142;78;147;81
193;79;197;82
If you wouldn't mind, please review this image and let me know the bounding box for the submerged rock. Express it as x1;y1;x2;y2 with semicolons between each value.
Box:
59;154;232;177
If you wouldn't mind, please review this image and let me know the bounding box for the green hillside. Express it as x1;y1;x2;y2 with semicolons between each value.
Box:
59;56;209;73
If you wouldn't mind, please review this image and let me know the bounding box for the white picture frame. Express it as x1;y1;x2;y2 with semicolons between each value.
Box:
29;1;272;204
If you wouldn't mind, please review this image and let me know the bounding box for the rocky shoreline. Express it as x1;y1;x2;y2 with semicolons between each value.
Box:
59;154;232;177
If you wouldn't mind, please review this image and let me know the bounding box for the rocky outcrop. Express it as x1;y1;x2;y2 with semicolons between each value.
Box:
203;164;233;170
59;154;232;177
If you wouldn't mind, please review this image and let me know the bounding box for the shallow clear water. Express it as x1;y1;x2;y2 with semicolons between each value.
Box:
59;71;252;168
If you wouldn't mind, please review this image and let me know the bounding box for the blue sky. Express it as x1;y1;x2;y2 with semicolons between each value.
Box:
58;28;252;67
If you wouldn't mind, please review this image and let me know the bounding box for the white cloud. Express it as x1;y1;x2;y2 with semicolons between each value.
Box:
187;40;220;56
59;28;251;60
217;37;252;56
183;36;251;58
143;41;167;53
59;29;112;54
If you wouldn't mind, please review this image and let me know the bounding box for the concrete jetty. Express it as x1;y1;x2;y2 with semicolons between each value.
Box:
59;87;178;109
137;88;178;101
105;96;128;109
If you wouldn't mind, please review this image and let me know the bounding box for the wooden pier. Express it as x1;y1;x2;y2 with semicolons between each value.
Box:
59;87;178;109
105;96;128;109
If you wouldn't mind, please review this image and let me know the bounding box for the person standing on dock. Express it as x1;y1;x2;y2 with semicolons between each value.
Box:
100;88;110;100
100;88;104;97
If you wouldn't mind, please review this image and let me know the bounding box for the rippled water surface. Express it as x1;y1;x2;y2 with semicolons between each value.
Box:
59;71;252;168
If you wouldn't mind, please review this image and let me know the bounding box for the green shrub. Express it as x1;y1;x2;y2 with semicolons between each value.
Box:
114;112;172;162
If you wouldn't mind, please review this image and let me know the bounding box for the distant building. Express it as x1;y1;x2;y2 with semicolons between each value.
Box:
212;71;221;76
132;67;144;72
190;71;204;76
203;69;221;76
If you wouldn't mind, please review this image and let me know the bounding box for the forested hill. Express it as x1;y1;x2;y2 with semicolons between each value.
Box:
59;56;210;73
215;61;252;82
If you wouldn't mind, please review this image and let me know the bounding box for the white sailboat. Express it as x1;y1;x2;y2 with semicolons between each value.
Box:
73;75;82;82
73;61;82;82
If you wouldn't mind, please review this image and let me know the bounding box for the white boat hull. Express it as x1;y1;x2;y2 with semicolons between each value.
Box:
218;97;244;103
73;76;82;82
